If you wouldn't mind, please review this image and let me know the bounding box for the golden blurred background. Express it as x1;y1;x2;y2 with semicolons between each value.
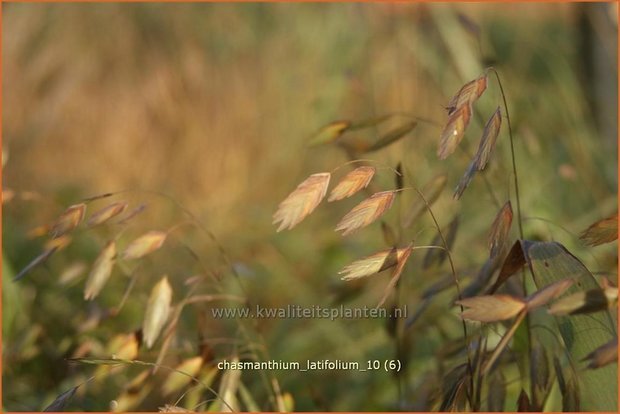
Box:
2;3;618;411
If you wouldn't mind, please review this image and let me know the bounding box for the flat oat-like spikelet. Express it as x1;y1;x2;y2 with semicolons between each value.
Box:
453;161;477;200
438;104;472;160
87;201;128;227
84;240;116;300
579;214;618;246
339;247;401;280
456;294;525;322
143;276;173;349
273;172;331;231
328;166;375;202
122;230;167;260
335;191;396;236
446;74;488;115
377;243;414;307
50;203;86;238
473;107;502;170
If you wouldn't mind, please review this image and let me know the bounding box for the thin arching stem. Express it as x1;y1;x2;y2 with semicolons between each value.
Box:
488;67;524;240
413;187;475;408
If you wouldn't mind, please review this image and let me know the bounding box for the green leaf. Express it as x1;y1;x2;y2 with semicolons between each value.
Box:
525;241;617;411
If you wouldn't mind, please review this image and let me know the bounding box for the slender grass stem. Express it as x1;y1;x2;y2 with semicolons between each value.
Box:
413;187;475;409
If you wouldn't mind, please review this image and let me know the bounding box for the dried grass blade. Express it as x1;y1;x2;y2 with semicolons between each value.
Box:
488;201;513;259
456;294;526;322
473;107;502;170
579;214;618;246
335;191;396;236
143;276;173;348
488;241;527;294
87;201;128;227
273;173;331;231
328;167;375;202
50;203;86;238
122;231;167;260
84;241;116;300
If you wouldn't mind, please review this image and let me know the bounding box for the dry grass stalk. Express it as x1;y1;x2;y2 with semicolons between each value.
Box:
122;231;167;260
87;201;128;227
488;201;513;258
84;241;117;300
328;166;375;202
404;174;447;226
143;276;173;349
273;173;331;232
456;294;525;322
50;203;86;238
335;191;396;236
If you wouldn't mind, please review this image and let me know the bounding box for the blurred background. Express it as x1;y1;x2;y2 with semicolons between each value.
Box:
2;3;618;411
